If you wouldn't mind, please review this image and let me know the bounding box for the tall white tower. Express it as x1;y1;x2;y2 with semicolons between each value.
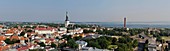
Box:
65;11;70;27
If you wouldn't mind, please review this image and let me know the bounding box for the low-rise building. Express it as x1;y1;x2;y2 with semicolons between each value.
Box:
35;27;56;34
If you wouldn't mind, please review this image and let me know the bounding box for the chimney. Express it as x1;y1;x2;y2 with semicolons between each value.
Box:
124;17;126;28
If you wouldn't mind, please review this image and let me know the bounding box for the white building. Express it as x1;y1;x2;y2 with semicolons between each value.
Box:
57;27;67;34
66;28;83;35
65;11;70;27
35;27;56;34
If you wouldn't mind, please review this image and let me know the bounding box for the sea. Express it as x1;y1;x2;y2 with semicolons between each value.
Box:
74;22;170;28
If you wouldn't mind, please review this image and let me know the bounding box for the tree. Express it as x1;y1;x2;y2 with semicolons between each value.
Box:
72;44;78;48
116;47;124;51
4;39;14;44
4;38;20;44
98;39;111;49
116;43;133;51
117;44;128;51
66;39;78;48
112;37;117;45
83;30;94;33
73;36;82;41
145;39;149;44
105;36;113;42
29;49;39;51
118;38;126;43
83;35;137;50
27;30;33;32
156;36;162;42
19;32;25;36
56;37;59;39
87;41;101;48
62;35;72;40
38;42;46;47
96;29;104;34
59;43;66;48
25;26;31;28
132;40;138;48
51;42;56;48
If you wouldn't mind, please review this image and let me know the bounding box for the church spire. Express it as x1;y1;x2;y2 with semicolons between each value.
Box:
65;11;70;27
65;11;69;21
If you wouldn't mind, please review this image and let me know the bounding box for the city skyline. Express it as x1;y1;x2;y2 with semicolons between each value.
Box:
0;0;170;22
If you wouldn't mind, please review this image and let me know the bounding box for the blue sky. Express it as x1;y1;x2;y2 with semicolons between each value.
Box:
0;0;170;22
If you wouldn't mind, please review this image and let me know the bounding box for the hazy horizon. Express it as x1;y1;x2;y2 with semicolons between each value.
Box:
0;0;170;22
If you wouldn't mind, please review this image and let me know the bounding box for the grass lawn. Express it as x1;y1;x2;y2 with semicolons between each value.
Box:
161;36;170;41
108;45;118;50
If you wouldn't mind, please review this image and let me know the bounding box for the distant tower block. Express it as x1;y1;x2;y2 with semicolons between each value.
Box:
65;11;70;27
124;17;126;28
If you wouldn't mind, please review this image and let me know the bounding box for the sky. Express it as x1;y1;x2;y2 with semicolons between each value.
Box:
0;0;170;22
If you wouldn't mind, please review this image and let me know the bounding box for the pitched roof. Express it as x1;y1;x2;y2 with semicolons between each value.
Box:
6;28;18;34
20;36;25;40
0;46;9;51
10;35;19;40
0;36;6;41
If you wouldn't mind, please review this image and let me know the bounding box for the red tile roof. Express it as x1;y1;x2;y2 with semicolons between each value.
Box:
20;36;25;40
0;42;3;45
0;46;9;51
6;28;18;34
0;36;6;41
10;35;19;41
